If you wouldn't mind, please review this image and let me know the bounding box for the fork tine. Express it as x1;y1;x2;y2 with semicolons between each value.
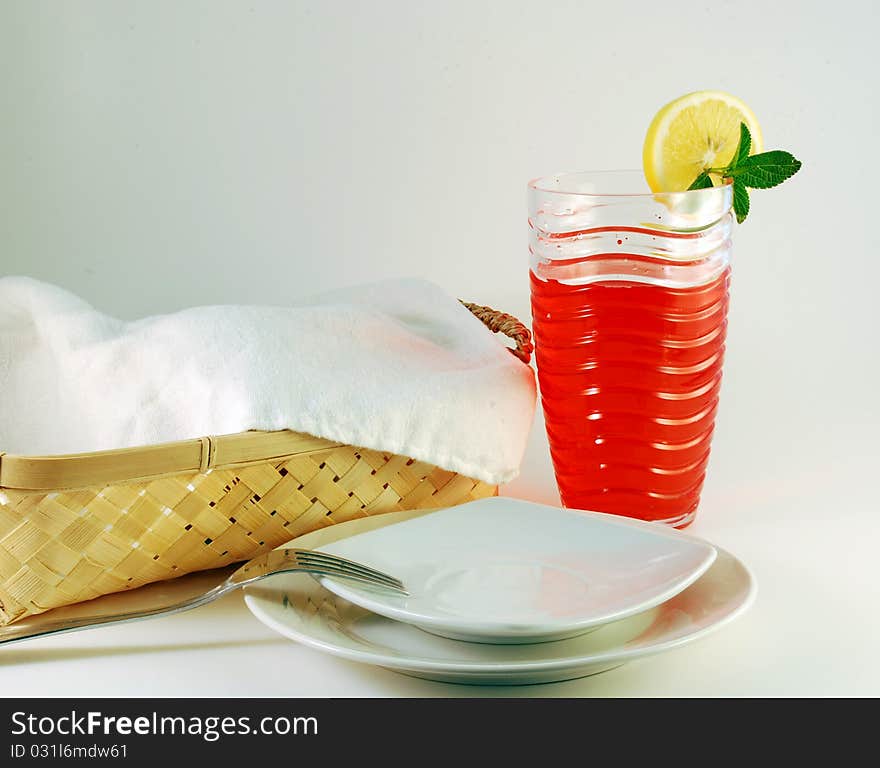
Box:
296;563;408;594
296;550;400;583
302;565;409;595
292;550;406;590
296;558;406;592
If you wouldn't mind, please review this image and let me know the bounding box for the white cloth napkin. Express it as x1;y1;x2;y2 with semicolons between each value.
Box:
0;276;536;485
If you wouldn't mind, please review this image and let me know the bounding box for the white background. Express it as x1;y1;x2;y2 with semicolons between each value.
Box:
1;0;878;696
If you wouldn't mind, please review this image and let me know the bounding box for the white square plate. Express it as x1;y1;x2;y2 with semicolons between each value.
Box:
315;497;716;643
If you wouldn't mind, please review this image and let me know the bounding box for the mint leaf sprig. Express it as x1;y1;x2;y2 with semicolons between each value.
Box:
688;123;801;223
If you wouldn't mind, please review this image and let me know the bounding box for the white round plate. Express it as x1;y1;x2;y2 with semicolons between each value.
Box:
243;509;754;685
314;497;716;643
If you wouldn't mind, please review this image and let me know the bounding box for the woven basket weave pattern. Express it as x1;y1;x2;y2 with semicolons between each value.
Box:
0;444;496;625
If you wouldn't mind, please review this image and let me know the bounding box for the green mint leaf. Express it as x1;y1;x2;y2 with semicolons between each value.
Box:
731;150;802;189
733;179;750;223
733;122;751;167
688;171;714;190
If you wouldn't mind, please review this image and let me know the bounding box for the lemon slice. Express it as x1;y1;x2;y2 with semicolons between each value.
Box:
643;91;763;192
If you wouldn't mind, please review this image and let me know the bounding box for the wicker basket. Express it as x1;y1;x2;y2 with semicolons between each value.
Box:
0;302;531;626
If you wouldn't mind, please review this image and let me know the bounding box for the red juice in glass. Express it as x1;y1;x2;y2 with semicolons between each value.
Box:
528;171;734;527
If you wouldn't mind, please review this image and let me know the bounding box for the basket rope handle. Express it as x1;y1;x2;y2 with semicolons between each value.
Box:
461;301;533;364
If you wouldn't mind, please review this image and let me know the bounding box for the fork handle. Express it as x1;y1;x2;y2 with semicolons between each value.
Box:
0;576;234;647
0;557;285;648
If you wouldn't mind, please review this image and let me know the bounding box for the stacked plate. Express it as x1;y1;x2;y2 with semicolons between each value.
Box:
243;497;755;685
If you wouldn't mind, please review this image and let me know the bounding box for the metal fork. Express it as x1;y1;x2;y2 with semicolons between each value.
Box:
0;548;406;648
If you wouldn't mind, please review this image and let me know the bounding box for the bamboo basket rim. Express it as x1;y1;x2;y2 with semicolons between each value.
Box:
0;430;346;492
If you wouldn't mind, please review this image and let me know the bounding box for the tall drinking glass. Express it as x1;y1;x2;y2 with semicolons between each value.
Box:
528;171;733;527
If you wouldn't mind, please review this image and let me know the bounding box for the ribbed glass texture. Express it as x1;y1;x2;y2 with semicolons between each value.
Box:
529;171;734;527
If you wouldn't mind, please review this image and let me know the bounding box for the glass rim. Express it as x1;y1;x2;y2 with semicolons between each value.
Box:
527;169;732;199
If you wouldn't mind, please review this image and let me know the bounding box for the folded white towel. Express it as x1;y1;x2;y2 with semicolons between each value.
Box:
0;276;536;485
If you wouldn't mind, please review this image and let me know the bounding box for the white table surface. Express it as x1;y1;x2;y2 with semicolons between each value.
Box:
4;393;878;697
